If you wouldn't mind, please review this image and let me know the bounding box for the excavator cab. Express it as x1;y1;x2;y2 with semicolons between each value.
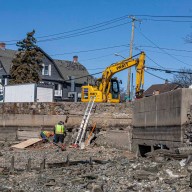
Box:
81;78;120;103
109;78;120;100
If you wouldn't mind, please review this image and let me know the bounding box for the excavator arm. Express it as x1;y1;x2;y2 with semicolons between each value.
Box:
135;52;145;98
99;52;145;101
81;52;146;103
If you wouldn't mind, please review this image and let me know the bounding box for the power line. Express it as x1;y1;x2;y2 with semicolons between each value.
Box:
136;45;192;53
134;15;192;18
134;46;165;69
145;70;168;81
63;62;192;84
141;18;192;23
1;15;128;43
64;71;102;82
37;21;131;43
81;53;121;62
136;48;192;59
135;26;192;67
80;48;129;62
5;20;130;45
49;43;192;57
50;44;129;56
69;65;189;83
6;21;131;45
87;67;105;70
38;15;192;40
146;66;192;74
3;14;192;44
49;44;192;56
37;16;128;39
146;55;165;69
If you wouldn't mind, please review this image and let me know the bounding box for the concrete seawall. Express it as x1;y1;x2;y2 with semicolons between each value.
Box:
133;88;192;151
0;102;132;142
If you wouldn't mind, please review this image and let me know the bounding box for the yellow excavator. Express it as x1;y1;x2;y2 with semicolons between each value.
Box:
81;52;146;103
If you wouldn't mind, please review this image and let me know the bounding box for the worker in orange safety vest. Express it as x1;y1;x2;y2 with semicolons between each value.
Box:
40;130;54;141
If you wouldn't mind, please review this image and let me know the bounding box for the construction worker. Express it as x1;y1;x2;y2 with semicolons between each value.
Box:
54;121;66;143
40;131;54;142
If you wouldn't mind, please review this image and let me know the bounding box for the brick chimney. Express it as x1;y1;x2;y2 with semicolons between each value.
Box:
0;43;6;50
73;55;78;63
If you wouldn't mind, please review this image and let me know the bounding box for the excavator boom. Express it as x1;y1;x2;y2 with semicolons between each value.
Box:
81;52;146;103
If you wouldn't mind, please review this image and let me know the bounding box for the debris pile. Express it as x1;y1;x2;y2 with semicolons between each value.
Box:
1;140;192;192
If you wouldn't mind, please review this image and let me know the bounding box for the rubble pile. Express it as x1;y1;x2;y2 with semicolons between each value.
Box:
0;141;192;192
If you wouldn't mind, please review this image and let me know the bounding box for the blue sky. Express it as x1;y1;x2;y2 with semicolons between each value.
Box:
1;0;192;90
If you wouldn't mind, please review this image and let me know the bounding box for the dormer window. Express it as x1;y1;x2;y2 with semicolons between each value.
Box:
44;65;49;75
42;64;51;76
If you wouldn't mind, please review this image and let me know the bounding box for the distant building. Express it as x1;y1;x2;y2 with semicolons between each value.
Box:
144;81;182;97
0;46;93;101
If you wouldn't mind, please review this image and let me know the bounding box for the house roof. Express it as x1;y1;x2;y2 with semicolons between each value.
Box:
0;48;90;84
54;59;90;84
144;83;181;97
0;49;16;73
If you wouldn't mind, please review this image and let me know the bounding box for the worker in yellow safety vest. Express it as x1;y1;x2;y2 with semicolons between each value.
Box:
54;121;66;143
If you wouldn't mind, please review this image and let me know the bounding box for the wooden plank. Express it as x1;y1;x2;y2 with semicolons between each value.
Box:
11;138;42;149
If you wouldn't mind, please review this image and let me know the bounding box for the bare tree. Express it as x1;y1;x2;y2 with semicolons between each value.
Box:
172;68;192;88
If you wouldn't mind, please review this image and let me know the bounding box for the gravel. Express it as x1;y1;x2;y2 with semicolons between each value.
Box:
0;141;192;192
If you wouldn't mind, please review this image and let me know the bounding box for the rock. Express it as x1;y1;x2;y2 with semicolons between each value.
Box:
164;179;175;184
0;185;12;192
91;184;103;192
154;156;165;162
133;170;156;181
71;178;85;184
165;169;187;179
143;164;159;173
0;143;4;149
1;141;192;191
187;165;192;172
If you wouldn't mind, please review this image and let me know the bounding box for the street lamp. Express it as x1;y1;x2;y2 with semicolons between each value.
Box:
114;53;126;59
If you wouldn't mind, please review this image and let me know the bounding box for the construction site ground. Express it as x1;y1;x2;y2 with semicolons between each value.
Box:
1;139;192;192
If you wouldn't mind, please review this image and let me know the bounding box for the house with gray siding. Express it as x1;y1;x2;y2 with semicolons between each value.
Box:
54;56;94;100
0;47;91;101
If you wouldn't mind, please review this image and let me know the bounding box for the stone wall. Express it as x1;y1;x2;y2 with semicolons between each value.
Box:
0;102;133;142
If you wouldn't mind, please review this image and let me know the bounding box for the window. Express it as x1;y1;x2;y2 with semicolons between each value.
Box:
83;88;89;99
55;84;58;90
42;64;51;76
44;65;49;75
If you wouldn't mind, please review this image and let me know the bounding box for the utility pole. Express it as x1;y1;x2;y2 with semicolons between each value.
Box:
127;16;141;101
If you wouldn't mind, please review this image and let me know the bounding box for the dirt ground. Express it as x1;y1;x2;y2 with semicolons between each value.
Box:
1;140;192;192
